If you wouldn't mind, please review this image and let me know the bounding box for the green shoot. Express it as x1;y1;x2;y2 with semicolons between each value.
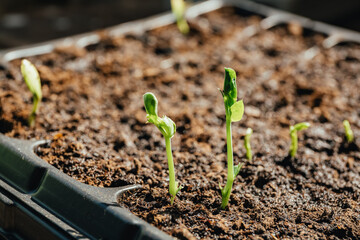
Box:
343;120;354;143
21;59;42;127
219;68;244;209
170;0;189;35
244;128;253;161
143;92;181;205
289;122;310;158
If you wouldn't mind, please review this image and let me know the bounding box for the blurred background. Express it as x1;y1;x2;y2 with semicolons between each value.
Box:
1;0;360;50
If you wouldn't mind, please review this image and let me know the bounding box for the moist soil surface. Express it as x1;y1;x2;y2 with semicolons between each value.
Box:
1;7;360;240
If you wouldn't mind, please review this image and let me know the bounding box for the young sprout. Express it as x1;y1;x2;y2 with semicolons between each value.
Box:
219;68;244;209
289;122;310;158
143;92;181;205
170;0;189;35
244;128;253;161
21;59;42;127
343;120;354;143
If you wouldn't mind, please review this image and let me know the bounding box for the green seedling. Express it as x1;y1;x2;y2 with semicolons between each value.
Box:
289;122;310;158
219;68;244;209
21;59;42;127
244;128;253;161
143;92;181;205
170;0;189;35
343;120;354;143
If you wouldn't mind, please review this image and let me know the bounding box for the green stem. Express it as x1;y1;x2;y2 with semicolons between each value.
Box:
28;96;40;127
221;116;234;209
165;136;178;205
289;130;298;158
177;18;189;35
343;120;354;143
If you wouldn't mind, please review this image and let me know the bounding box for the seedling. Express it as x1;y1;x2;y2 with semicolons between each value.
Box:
170;0;189;35
219;68;244;209
343;120;354;143
21;59;42;127
244;128;253;161
143;92;181;205
289;122;310;158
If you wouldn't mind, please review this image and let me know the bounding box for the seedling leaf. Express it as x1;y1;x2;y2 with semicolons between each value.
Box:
143;92;158;117
159;115;176;139
230;100;244;122
175;182;182;194
223;67;237;108
144;92;176;139
21;59;42;100
234;163;244;178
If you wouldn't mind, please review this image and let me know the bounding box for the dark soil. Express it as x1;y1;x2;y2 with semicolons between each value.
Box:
1;7;360;240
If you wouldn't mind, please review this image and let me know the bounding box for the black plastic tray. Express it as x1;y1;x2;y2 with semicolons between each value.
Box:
1;0;360;239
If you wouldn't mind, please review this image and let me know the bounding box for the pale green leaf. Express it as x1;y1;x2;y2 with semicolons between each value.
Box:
230;100;244;122
21;59;42;100
234;163;244;178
